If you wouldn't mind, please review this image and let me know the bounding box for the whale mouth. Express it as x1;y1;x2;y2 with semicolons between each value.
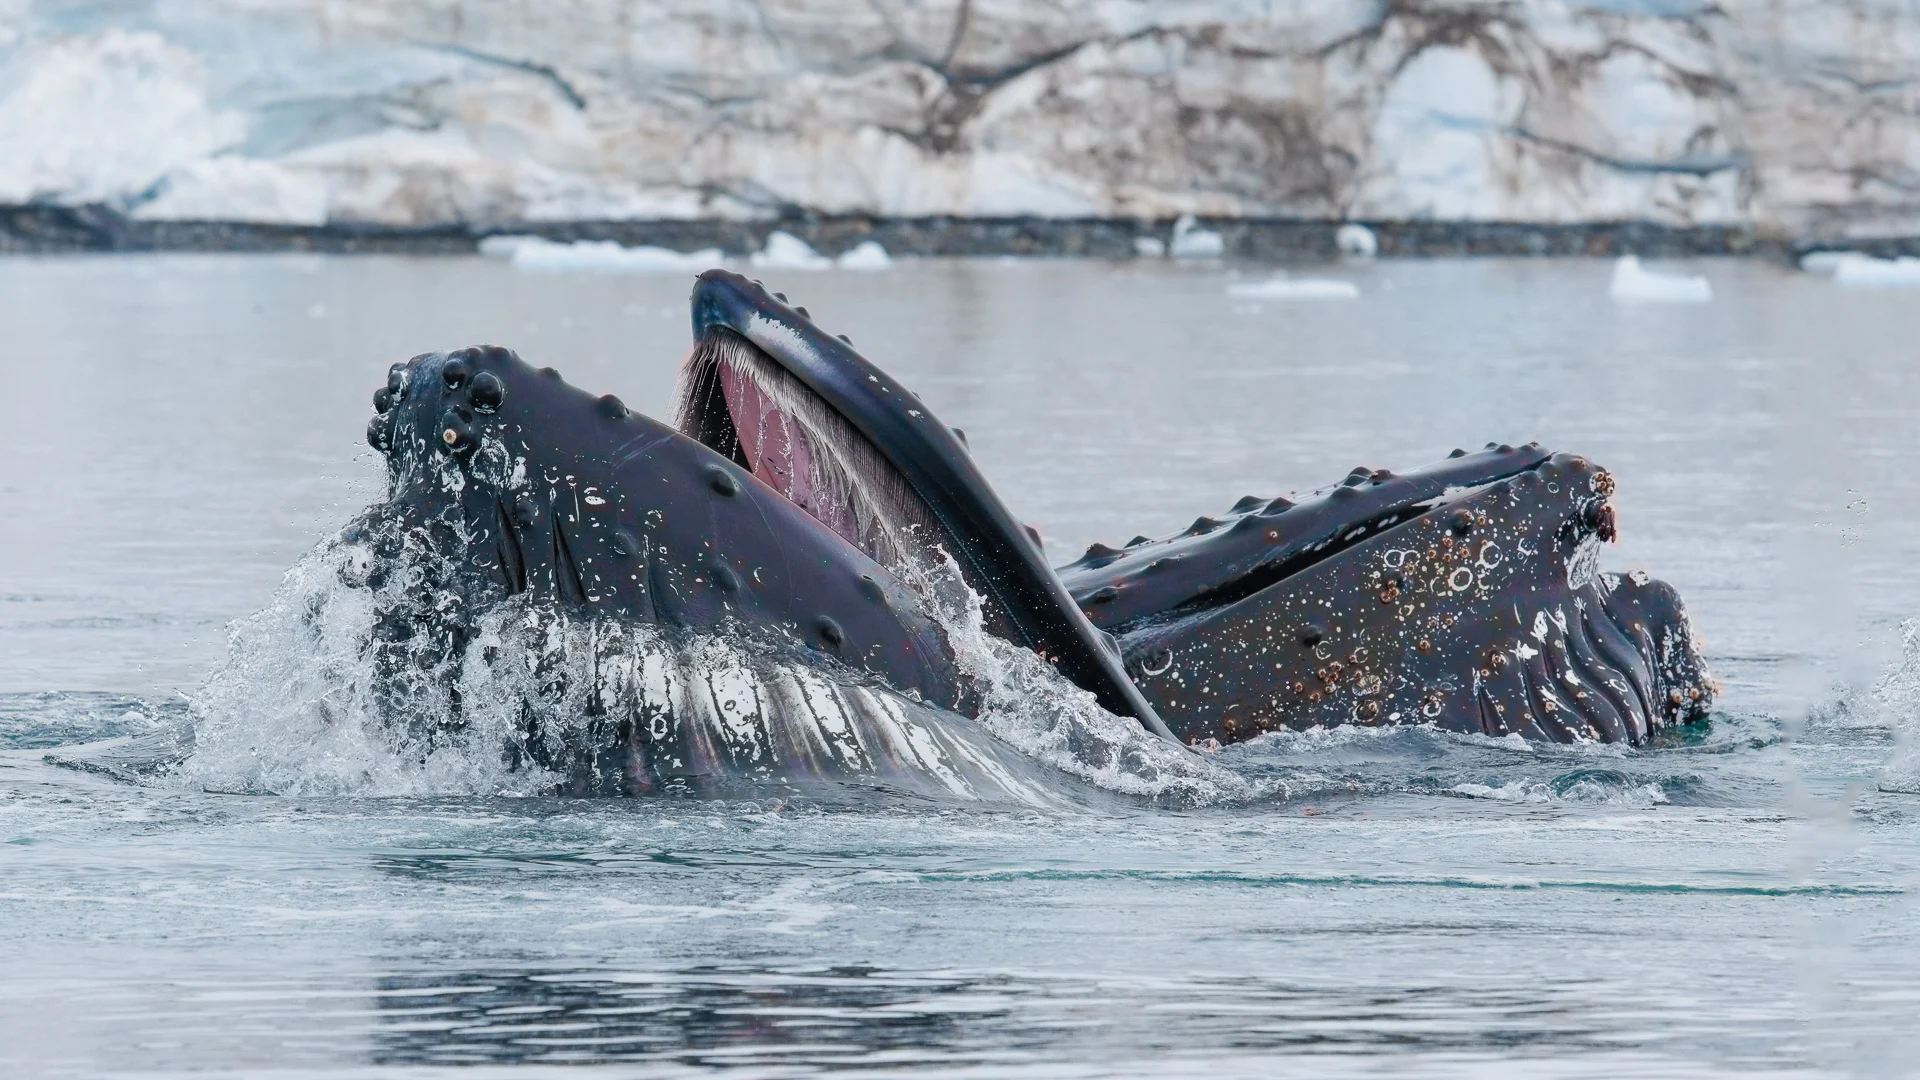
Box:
675;328;942;574
678;269;1178;739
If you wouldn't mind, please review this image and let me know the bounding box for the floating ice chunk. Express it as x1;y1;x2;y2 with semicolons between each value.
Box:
1608;256;1712;303
1169;214;1224;258
1335;222;1378;258
1797;249;1920;287
1834;255;1920;289
477;234;533;258
1226;276;1359;300
494;237;723;273
1133;235;1166;257
1798;250;1864;275
834;240;892;270
751;230;832;270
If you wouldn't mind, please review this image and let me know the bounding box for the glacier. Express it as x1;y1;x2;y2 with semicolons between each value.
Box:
0;1;1914;244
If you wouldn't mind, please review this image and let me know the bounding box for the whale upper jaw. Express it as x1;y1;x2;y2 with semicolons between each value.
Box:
676;269;1180;743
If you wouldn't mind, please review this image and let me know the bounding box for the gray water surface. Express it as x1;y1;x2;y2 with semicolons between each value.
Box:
1;255;1917;1078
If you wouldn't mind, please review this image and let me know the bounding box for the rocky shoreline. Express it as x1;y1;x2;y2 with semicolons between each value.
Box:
7;205;1915;261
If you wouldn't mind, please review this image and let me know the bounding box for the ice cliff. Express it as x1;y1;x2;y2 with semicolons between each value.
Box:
0;1;1913;241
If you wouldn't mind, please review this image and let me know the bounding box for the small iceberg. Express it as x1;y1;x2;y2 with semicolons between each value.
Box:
1833;255;1920;290
1134;235;1166;257
1798;250;1863;275
1226;276;1359;301
1335;223;1378;259
477;234;535;258
834;240;893;270
1798;250;1920;287
1170;214;1225;259
485;236;722;274
747;232;895;270
1608;256;1712;304
751;231;833;270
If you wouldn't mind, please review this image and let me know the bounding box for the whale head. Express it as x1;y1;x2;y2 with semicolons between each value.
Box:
358;344;964;716
673;270;1176;741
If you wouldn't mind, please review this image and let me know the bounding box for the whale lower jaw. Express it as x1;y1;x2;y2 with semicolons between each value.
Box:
464;601;1081;802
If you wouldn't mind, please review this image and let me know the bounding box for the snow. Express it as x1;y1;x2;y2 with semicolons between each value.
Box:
135;158;328;225
1335;223;1378;258
834;240;893;270
1226;276;1360;300
488;237;724;274
0;30;242;206
1362;46;1512;220
1169;215;1225;259
1832;255;1920;290
1608;256;1712;303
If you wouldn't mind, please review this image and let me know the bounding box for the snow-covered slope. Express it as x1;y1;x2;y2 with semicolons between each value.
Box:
0;1;1913;241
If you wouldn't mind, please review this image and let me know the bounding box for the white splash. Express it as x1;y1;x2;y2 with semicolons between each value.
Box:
905;555;1260;805
178;515;1254;805
1609;255;1712;303
1451;778;1668;807
1874;620;1920;794
180;536;550;797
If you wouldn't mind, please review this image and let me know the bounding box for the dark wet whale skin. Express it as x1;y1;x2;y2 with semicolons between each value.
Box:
1059;449;1715;745
684;278;1713;748
351;286;1712;762
689;269;1179;742
362;345;963;714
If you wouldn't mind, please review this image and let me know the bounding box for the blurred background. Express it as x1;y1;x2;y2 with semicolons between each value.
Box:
0;0;1914;253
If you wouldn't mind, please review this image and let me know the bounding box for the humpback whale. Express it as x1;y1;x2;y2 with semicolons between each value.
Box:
346;269;1713;795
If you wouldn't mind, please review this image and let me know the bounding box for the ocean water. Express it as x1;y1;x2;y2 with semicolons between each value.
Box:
1;254;1918;1078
